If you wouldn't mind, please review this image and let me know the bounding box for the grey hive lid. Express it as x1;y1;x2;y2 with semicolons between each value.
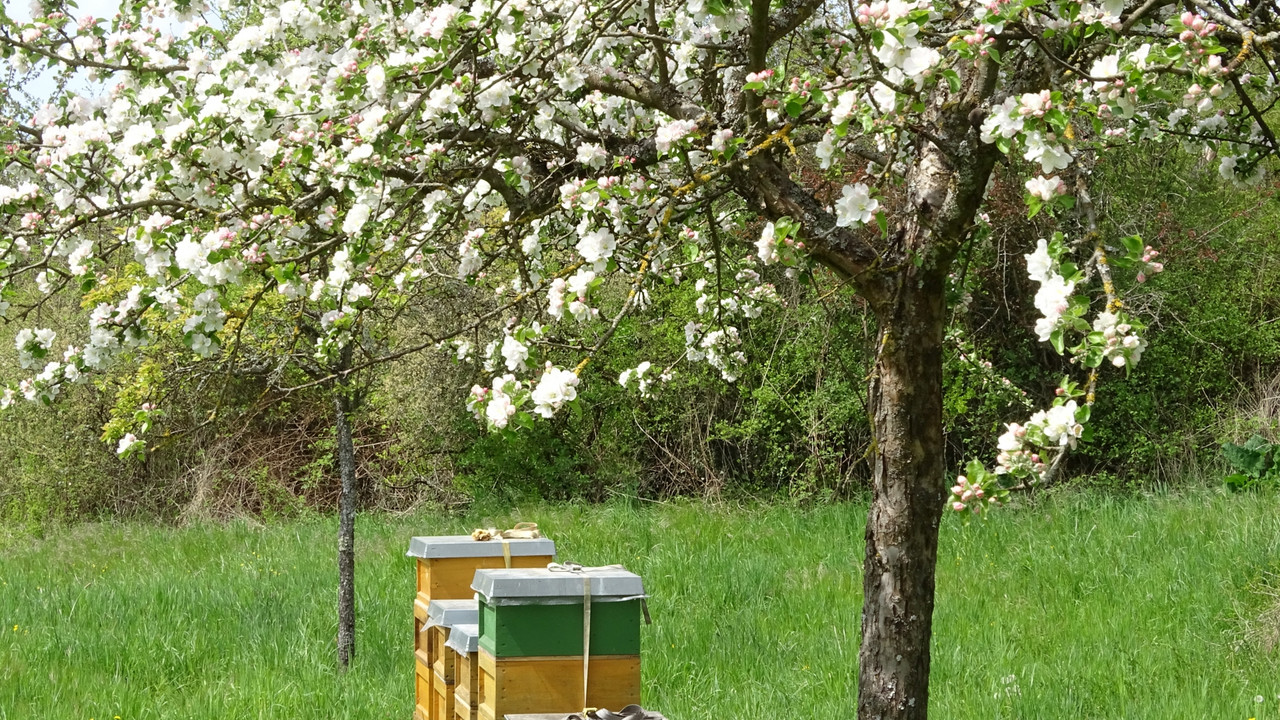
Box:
406;535;556;559
445;622;480;655
427;599;479;627
472;567;644;603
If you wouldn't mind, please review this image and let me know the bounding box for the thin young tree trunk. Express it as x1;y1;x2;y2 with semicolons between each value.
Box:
856;273;949;719
334;390;358;669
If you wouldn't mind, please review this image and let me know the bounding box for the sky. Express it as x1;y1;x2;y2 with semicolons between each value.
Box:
6;0;154;102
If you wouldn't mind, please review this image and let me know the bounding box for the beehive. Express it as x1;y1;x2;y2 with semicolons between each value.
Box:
448;623;480;720
406;535;557;611
471;567;644;720
407;536;554;720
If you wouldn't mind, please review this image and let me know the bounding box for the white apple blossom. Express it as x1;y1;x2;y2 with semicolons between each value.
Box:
756;222;779;264
1025;239;1054;284
575;227;616;265
834;184;878;227
531;366;580;418
1025;176;1064;202
576;143;609;169
655;118;697;153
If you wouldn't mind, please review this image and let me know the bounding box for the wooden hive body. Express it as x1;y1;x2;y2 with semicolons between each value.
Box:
476;651;641;720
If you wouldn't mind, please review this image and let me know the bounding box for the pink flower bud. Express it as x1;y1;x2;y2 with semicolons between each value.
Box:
952;501;967;512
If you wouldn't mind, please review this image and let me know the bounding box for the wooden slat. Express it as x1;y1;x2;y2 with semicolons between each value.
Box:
456;648;479;707
454;689;477;720
416;658;433;719
416;616;430;652
430;625;456;682
418;559;432;595
433;669;456;720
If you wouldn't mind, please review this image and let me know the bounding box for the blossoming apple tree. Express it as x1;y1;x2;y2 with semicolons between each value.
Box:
2;0;1277;715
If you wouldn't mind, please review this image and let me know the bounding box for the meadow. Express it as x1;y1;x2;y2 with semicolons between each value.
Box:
2;490;1279;719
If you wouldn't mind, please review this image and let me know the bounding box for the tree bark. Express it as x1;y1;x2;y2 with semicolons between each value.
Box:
856;271;949;719
334;390;358;670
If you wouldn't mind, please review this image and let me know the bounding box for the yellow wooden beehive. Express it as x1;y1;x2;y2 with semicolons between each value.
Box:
407;536;556;720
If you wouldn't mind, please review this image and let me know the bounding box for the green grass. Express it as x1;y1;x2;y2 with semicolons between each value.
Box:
2;491;1279;719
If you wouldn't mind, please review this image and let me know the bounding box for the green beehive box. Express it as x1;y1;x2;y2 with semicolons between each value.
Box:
472;567;645;658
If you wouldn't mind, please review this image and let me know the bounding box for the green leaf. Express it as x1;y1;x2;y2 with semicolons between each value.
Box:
941;69;961;93
1027;196;1043;218
1222;441;1269;476
1122;234;1144;258
1224;473;1252;492
875;212;888;237
1241;434;1271;452
1044;108;1068;133
1050;329;1064;355
964;458;988;481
